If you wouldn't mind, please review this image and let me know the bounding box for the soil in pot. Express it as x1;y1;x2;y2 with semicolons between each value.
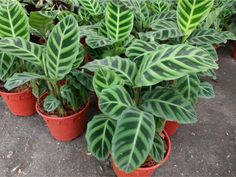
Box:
36;94;90;141
0;86;36;116
164;121;180;137
112;130;171;177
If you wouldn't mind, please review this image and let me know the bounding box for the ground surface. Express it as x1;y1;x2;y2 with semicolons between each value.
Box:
0;47;235;177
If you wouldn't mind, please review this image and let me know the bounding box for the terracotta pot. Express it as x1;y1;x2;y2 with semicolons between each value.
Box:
164;121;180;137
112;130;171;177
36;94;90;141
0;88;36;116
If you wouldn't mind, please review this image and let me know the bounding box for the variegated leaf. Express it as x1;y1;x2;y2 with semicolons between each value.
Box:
141;87;197;123
86;114;116;160
149;133;165;163
198;81;215;99
0;52;14;81
112;107;155;173
99;85;135;120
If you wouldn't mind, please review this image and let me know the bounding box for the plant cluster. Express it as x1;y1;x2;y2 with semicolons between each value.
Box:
0;0;235;174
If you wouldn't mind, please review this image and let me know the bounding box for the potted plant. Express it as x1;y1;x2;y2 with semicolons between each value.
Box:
0;0;37;116
82;1;219;174
0;15;92;141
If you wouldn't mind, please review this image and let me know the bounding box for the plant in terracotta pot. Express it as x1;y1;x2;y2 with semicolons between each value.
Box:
0;0;37;116
0;15;92;141
84;37;218;175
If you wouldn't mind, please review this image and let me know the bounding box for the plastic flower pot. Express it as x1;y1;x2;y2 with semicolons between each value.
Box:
112;130;171;177
36;94;90;142
164;121;180;137
0;88;36;116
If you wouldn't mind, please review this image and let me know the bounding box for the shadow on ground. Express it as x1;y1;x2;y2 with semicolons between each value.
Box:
0;46;235;177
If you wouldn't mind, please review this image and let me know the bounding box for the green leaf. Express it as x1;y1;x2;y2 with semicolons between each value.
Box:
99;85;135;120
149;133;165;163
199;44;218;61
43;94;61;112
199;82;215;99
148;11;176;25
187;29;227;45
0;0;29;39
73;43;84;69
141;87;197;124
174;74;200;105
0;52;14;81
60;85;80;111
29;11;54;39
93;68;124;97
112;107;155;173
147;0;170;13
105;1;134;41
0;37;43;66
4;72;43;91
83;56;138;86
199;69;216;80
86;114;116;160
139;20;183;41
46;16;80;81
135;44;218;87
177;0;213;37
78;0;102;16
222;31;236;41
126;39;159;62
71;70;94;91
86;34;114;49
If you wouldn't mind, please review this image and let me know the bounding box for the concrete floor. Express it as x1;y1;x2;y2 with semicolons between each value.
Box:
0;47;235;177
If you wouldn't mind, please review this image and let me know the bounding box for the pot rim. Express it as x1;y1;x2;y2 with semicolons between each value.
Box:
35;93;90;120
0;87;31;96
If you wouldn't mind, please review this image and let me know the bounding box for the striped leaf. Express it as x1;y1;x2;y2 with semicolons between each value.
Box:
86;35;114;49
141;87;197;123
199;44;218;61
0;37;43;66
73;44;84;69
135;44;218;87
83;56;138;86
0;0;29;39
188;29;227;45
0;52;14;81
93;68;124;97
139;21;183;41
71;70;94;91
148;11;176;25
86;114;116;160
149;133;165;163
4;72;43;91
222;31;236;41
126;39;159;61
46;16;80;81
174;74;200;106
78;0;102;16
105;1;134;41
198;82;215;99
112;107;155;173
29;11;54;38
43;94;61;112
99;85;135;120
199;69;217;80
177;0;213;37
147;0;170;13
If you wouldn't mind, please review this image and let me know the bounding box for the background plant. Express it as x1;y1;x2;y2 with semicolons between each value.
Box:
0;15;91;117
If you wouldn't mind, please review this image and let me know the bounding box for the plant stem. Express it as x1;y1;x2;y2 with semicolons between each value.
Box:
134;88;141;105
52;82;65;117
